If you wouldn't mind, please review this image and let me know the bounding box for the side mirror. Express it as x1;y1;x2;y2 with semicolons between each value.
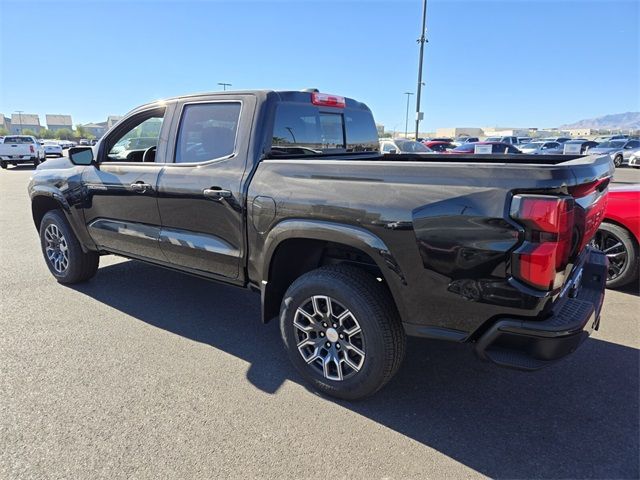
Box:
68;146;95;165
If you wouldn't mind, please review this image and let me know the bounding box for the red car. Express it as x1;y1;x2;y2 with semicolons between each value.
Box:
422;140;456;152
592;185;640;288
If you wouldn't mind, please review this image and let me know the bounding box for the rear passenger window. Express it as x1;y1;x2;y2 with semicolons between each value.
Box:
272;103;378;155
175;102;241;163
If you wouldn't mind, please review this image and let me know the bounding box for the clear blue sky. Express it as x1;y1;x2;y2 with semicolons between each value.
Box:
1;0;638;131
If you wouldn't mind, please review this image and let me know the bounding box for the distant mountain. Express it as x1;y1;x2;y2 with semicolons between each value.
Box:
560;112;640;130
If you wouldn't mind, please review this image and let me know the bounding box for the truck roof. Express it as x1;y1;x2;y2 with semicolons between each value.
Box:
135;90;371;112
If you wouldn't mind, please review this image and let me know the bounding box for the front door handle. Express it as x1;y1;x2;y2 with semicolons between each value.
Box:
130;182;151;193
203;187;232;200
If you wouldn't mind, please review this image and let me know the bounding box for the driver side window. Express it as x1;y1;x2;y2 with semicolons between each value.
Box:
105;110;165;162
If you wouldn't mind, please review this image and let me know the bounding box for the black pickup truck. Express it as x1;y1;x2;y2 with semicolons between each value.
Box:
29;90;613;400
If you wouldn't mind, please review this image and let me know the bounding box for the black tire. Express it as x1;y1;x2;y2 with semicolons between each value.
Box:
33;157;40;167
594;222;638;289
0;161;6;169
280;265;406;400
613;155;623;168
39;210;99;284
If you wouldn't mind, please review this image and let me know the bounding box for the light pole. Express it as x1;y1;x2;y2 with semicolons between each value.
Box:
414;0;428;140
218;82;232;91
403;92;414;138
15;110;24;134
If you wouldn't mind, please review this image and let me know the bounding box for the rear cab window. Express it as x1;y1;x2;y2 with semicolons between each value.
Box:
4;136;34;144
271;95;379;157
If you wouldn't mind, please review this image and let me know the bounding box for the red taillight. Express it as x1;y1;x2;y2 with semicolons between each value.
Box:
569;179;609;251
511;195;575;290
30;145;35;153
311;92;346;108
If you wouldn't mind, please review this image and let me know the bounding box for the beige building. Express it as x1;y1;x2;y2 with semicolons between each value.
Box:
0;114;10;132
566;128;597;137
482;127;531;138
435;127;483;138
46;114;73;132
107;115;123;129
10;113;41;134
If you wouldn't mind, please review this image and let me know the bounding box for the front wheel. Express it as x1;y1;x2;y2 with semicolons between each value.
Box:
280;265;406;400
39;210;99;284
592;222;639;289
0;161;6;169
613;155;623;168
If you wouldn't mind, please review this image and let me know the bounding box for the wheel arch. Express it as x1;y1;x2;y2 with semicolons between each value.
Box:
31;189;94;253
259;219;407;324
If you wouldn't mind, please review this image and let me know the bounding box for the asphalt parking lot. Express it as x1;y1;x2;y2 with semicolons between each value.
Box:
1;159;638;479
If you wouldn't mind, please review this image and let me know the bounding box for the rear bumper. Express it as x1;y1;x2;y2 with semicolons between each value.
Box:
0;156;38;163
475;248;607;370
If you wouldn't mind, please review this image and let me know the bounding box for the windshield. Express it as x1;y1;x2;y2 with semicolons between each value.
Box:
396;140;430;152
597;141;625;149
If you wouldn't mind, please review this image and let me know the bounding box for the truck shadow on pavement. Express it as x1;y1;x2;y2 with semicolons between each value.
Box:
72;260;639;479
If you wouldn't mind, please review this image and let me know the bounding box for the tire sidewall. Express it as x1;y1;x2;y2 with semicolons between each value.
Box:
280;271;391;400
614;155;623;167
39;211;79;282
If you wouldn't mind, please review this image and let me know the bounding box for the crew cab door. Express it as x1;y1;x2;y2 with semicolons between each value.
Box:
156;95;255;281
81;104;173;262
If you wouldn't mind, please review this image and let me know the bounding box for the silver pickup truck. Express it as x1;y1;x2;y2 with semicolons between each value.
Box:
0;135;45;168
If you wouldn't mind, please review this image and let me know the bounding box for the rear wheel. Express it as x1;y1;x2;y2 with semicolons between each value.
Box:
592;222;638;289
280;265;405;400
33;157;40;167
0;161;6;169
39;210;99;284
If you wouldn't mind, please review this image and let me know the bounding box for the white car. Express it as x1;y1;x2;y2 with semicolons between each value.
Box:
519;141;564;155
43;141;63;157
379;139;434;154
628;152;640;169
57;139;76;149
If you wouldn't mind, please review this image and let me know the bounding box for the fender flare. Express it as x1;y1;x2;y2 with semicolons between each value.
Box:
30;186;95;252
260;219;408;320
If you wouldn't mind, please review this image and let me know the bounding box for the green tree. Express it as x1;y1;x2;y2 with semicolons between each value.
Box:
55;128;73;140
0;127;9;136
39;128;55;139
22;128;37;136
75;124;88;139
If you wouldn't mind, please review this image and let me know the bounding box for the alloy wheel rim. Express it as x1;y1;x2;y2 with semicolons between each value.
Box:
293;295;365;381
591;230;627;281
44;224;69;274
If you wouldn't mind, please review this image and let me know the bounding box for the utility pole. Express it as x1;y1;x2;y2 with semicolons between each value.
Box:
414;0;428;140
218;82;232;91
403;92;414;138
16;110;24;134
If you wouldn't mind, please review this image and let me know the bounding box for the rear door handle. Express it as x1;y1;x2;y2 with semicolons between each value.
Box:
203;187;232;200
130;182;151;193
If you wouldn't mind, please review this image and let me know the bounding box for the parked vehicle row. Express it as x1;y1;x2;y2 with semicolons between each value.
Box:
588;139;640;167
